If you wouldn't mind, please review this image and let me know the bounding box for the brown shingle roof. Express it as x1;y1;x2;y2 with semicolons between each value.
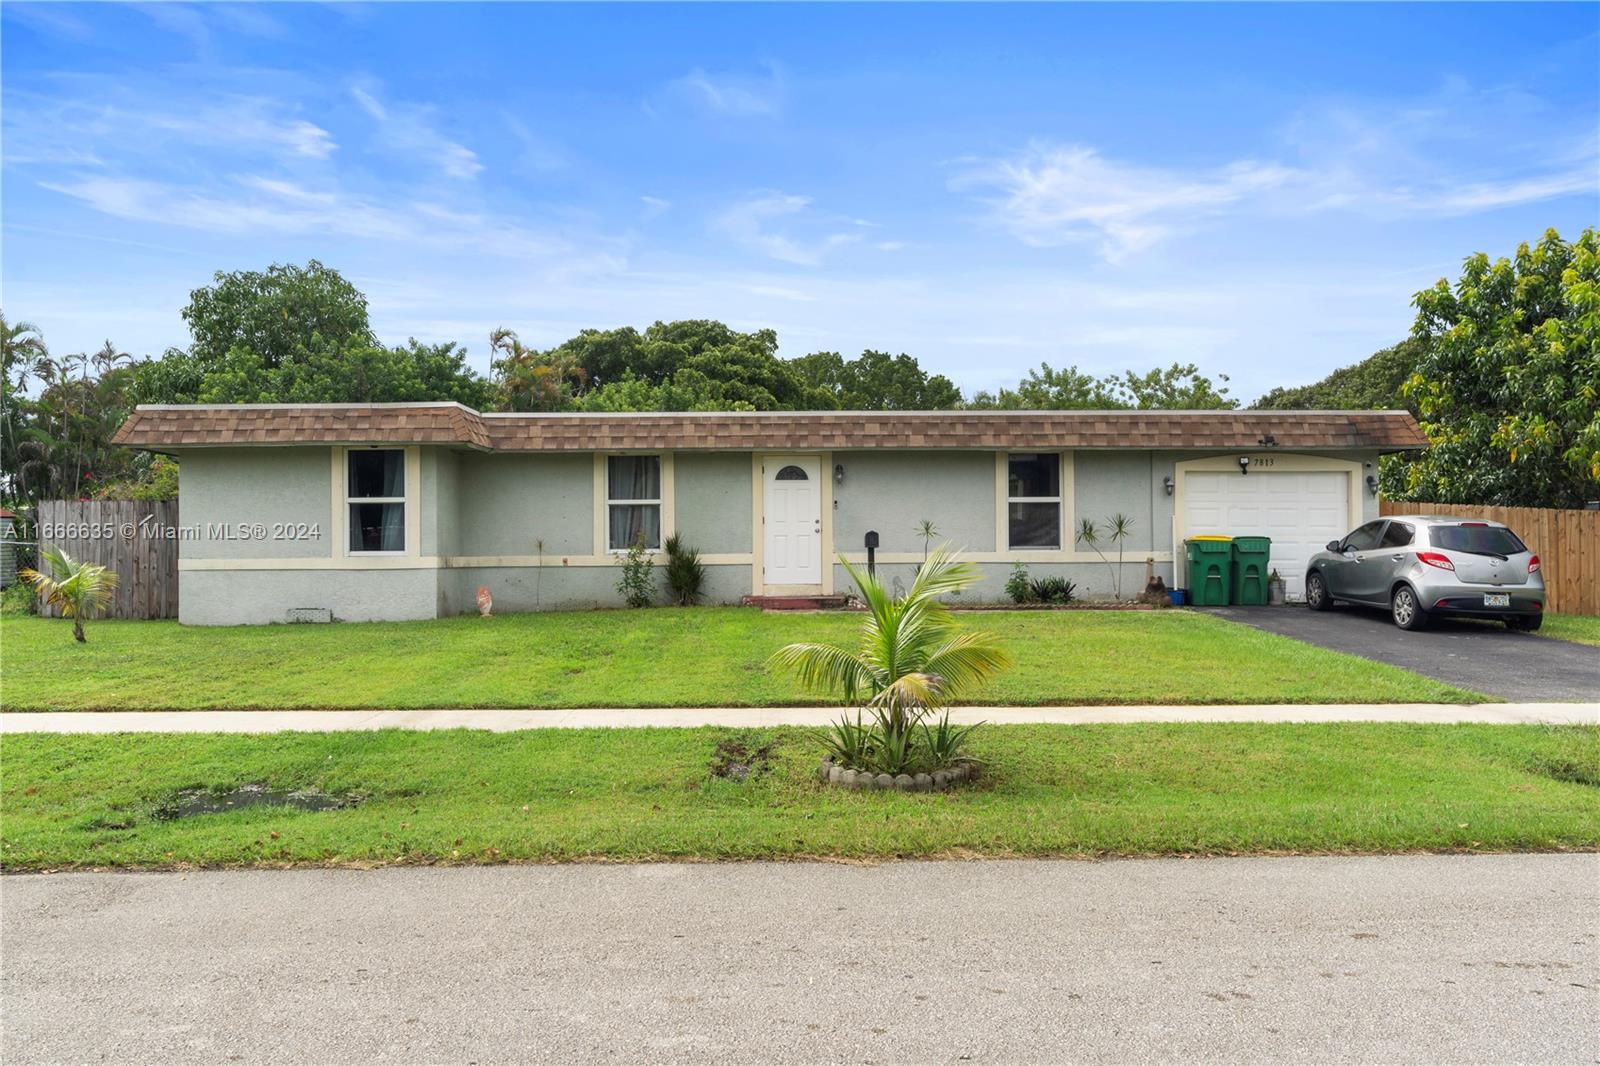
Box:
114;404;1429;452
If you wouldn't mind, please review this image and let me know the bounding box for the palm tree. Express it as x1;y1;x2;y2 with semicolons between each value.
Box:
769;548;1013;771
489;327;588;411
19;546;119;643
1;313;50;499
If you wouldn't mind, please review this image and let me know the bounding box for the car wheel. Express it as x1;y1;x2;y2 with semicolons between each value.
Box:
1306;572;1332;611
1505;615;1543;633
1391;585;1428;630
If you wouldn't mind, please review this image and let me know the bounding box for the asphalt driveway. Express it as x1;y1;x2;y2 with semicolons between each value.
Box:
4;856;1596;1064
1209;605;1599;701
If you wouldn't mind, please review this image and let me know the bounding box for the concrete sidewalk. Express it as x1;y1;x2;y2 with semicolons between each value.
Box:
1;701;1594;732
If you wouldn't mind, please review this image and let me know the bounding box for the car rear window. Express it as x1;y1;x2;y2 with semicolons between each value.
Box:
1428;524;1527;556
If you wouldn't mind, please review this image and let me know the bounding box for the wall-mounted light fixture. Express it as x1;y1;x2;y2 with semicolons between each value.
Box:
1238;456;1250;476
1163;475;1174;495
833;463;845;486
1366;474;1380;496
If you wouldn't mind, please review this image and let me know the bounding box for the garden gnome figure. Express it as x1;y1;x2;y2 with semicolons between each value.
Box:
476;586;493;617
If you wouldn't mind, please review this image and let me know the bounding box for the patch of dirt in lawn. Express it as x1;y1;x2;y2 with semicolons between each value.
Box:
710;733;777;781
153;784;364;820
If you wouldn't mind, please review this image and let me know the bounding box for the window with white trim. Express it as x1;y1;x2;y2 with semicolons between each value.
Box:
607;455;661;551
347;449;406;553
1007;453;1061;549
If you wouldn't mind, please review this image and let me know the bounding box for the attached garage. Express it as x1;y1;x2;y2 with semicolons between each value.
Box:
1175;455;1364;601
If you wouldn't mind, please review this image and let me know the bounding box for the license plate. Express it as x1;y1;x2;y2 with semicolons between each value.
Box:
1483;593;1510;608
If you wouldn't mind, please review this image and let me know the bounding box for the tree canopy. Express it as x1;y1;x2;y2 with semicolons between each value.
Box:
1252;340;1424;413
1388;228;1599;508
135;261;494;408
967;361;1235;410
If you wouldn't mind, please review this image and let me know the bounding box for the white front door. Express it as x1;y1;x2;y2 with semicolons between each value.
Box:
763;455;823;587
1182;469;1350;601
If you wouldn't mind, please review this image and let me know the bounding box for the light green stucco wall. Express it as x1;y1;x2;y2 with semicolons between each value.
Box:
171;444;1389;622
450;453;593;557
448;562;752;613
180;568;439;625
673;452;752;554
831;450;997;555
178;447;332;559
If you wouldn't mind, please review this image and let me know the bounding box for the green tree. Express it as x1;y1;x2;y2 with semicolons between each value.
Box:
1393;228;1599;507
1;313;51;500
791;349;961;409
135;261;492;407
965;361;1233;410
1110;362;1235;409
966;363;1120;409
490;328;588;411
1252;340;1424;412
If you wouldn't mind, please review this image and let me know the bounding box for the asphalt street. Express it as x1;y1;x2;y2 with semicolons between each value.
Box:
4;854;1597;1064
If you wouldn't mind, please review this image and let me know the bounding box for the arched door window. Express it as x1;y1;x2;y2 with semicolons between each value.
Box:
775;465;809;481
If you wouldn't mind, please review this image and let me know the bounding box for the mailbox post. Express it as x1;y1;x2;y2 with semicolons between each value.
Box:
864;530;879;577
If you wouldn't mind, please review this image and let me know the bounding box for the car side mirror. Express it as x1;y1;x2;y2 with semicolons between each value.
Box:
1326;540;1343;553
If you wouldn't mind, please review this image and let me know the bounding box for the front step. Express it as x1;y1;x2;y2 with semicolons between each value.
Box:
742;595;851;611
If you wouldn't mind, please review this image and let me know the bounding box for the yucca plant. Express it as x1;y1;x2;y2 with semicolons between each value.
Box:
18;546;118;643
770;547;1012;774
1077;513;1135;600
922;712;982;768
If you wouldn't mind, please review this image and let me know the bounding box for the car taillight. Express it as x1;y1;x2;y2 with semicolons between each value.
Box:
1416;551;1456;571
1528;555;1541;574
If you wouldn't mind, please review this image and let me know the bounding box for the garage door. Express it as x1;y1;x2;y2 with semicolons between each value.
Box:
1182;470;1350;601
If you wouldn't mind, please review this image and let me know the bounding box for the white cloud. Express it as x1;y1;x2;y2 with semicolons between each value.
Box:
38;173;621;265
2;93;336;166
712;193;868;266
669;65;783;117
953;143;1296;261
350;83;482;180
640;195;671;219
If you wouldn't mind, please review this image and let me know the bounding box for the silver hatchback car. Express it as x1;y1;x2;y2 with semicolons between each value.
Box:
1305;516;1545;631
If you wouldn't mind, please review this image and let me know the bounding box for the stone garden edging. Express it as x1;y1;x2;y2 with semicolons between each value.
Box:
817;755;979;792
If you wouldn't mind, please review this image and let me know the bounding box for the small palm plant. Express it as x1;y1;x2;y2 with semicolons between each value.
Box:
769;547;1013;775
915;518;939;563
18;547;118;643
1077;513;1135;600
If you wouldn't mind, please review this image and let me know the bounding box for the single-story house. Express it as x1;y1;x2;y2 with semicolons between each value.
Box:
112;404;1427;625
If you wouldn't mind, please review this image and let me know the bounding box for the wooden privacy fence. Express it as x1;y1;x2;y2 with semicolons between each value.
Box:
1380;501;1599;616
34;500;179;619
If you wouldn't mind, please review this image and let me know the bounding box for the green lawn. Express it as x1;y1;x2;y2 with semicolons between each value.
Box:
0;608;1480;710
2;724;1594;869
1541;613;1600;648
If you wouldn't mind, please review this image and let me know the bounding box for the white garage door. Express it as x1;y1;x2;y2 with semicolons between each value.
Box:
1182;471;1350;601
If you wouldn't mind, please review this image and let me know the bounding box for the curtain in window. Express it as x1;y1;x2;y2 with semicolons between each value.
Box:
349;451;404;498
607;456;661;550
350;503;405;552
608;456;660;500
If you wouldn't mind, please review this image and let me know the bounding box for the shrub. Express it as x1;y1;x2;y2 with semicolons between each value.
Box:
613;533;655;608
1005;562;1034;604
663;533;706;606
1029;576;1076;605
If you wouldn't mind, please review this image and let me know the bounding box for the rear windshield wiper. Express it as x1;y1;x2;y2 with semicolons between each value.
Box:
1453;549;1509;560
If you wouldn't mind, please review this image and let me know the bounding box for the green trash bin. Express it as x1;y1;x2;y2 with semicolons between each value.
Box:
1185;536;1233;606
1230;536;1271;606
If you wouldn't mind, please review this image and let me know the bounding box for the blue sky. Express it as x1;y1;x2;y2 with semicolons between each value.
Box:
3;2;1596;402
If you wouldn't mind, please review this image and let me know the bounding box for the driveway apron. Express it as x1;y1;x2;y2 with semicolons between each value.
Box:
1208;605;1599;701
